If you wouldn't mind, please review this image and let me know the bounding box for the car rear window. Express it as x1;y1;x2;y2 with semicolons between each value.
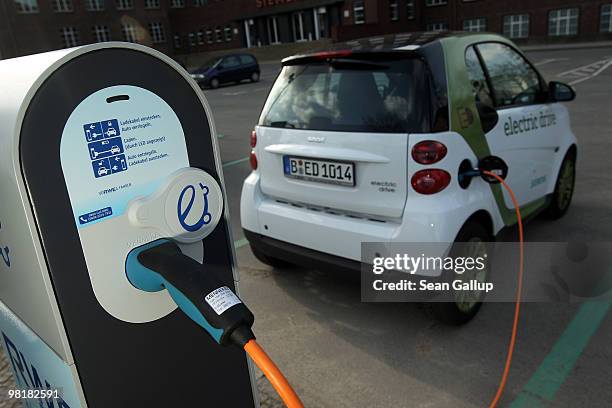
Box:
240;55;256;65
259;57;431;133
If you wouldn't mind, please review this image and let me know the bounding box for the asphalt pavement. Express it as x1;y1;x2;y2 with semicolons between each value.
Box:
1;46;612;408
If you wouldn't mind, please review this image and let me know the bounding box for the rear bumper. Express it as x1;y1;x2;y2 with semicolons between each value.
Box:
244;229;361;273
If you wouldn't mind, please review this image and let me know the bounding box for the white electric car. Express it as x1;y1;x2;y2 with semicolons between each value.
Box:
240;32;577;324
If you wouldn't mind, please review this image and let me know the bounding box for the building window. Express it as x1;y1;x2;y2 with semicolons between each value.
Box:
224;26;232;42
149;22;166;43
86;0;104;11
92;25;110;42
116;0;133;10
188;32;196;46
122;24;138;42
173;34;181;48
389;0;398;21
549;8;579;36
267;17;280;44
193;0;207;6
15;0;39;13
503;14;529;39
406;0;414;19
196;31;204;45
463;18;486;32
215;26;222;43
206;29;213;44
353;1;365;24
145;0;160;9
602;4;612;33
426;0;447;6
292;11;306;40
427;21;448;31
53;0;72;12
60;27;79;47
170;0;185;7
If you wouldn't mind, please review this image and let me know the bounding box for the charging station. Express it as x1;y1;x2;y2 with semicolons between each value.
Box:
0;43;257;407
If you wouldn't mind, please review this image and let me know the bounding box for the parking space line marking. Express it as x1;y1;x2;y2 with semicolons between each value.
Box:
557;58;612;78
234;238;249;249
534;58;567;66
510;302;611;407
217;133;225;139
568;59;612;85
222;157;249;168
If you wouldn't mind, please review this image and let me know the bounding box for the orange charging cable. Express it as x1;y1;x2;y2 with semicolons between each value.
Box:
244;339;305;408
483;171;525;408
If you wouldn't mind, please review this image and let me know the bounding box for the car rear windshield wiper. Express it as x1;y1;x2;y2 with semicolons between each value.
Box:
270;121;296;129
327;58;389;71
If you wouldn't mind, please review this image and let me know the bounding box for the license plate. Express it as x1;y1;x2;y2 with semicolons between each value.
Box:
283;156;355;186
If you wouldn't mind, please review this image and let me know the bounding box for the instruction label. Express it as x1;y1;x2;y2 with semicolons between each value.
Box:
60;85;190;228
205;286;242;315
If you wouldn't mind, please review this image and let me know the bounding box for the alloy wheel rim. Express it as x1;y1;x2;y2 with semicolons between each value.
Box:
557;159;575;210
454;238;489;313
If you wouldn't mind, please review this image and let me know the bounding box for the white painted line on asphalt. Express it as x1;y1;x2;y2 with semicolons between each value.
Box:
534;58;568;66
222;90;248;96
568;58;612;85
557;57;612;78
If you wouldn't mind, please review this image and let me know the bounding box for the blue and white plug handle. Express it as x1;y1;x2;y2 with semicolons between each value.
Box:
127;168;224;243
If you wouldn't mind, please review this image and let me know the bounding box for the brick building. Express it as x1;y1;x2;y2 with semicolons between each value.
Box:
1;0;612;60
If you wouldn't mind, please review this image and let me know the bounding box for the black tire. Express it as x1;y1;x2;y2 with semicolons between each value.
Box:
209;78;220;89
251;246;294;268
250;72;260;82
542;149;576;220
426;222;491;325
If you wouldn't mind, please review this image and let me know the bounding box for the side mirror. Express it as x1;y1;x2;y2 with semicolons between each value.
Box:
549;81;575;102
476;102;499;133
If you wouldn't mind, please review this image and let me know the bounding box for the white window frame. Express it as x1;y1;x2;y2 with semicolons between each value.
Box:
206;29;213;44
548;8;579;36
53;0;73;12
193;0;207;6
389;0;399;22
406;0;415;19
170;0;185;8
353;1;365;25
426;0;447;7
224;26;232;42
173;34;181;48
292;12;306;41
267;17;280;44
149;22;166;44
427;21;448;31
60;27;79;47
215;26;222;43
86;0;104;11
116;0;133;10
15;0;39;13
188;32;196;47
503;14;529;39
602;4;612;33
122;24;138;43
145;0;160;9
463;17;486;32
92;25;110;42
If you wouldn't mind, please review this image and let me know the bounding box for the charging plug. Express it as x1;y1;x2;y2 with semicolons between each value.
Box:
127;240;255;347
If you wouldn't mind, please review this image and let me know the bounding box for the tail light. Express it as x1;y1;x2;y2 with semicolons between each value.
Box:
249;150;258;170
250;130;257;148
411;169;451;195
411;141;447;165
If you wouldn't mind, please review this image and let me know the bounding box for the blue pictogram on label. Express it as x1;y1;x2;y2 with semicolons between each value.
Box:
83;118;128;178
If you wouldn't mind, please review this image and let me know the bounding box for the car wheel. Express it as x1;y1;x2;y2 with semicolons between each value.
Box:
209;78;220;89
425;222;491;325
250;72;260;82
543;149;576;220
251;246;294;269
